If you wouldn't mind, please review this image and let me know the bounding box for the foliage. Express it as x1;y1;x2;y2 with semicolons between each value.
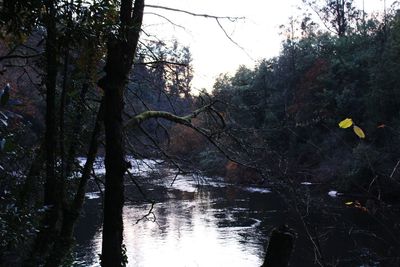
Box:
0;0;198;264
211;7;400;193
339;118;365;138
1;0;400;265
0;90;39;260
338;118;353;128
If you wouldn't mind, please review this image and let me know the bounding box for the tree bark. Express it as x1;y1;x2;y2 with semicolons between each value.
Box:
44;100;104;267
98;0;144;266
101;73;127;267
30;1;62;261
19;141;45;207
65;41;96;177
262;225;296;267
64;82;89;177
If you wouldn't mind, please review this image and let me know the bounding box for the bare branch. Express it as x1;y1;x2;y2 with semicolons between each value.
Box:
145;4;245;21
136;124;189;171
144;12;187;30
145;5;253;59
126;169;151;201
124;101;265;180
135;60;188;67
0;53;44;62
215;18;254;61
390;159;400;179
302;0;338;36
135;201;157;224
124;101;217;128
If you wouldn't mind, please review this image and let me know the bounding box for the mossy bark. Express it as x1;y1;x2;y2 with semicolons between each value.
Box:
98;0;144;266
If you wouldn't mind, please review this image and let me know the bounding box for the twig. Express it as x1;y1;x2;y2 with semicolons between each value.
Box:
389;159;400;179
135;60;188;67
145;5;245;21
135;201;157;224
126;169;150;200
215;18;254;60
144;12;187;30
0;53;44;62
145;5;252;59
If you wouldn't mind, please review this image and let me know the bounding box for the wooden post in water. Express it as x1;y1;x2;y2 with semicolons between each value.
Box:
262;225;296;267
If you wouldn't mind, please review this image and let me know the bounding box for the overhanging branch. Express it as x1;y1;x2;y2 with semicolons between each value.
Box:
144;4;253;60
124;102;262;178
145;4;245;21
135;60;188;67
144;12;187;30
0;53;44;62
124;101;217;128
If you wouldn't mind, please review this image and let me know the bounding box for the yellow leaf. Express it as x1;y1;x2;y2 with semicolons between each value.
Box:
339;118;353;128
345;201;353;205
353;125;366;139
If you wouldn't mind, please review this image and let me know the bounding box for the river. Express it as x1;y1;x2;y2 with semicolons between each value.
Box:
73;158;399;266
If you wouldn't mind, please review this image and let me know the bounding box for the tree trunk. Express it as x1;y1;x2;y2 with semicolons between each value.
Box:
19;141;45;207
58;48;69;186
335;0;346;37
44;100;104;267
262;225;296;267
101;75;127;266
64;82;89;177
30;1;62;262
98;0;144;266
65;41;96;177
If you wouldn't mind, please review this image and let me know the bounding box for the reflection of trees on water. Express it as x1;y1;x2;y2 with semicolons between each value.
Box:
75;169;269;266
74;198;103;266
75;166;400;266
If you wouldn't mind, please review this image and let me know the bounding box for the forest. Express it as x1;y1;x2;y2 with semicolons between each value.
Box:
1;0;400;266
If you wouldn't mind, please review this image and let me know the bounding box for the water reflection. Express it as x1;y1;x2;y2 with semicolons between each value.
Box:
124;200;262;267
74;174;274;267
74;165;400;266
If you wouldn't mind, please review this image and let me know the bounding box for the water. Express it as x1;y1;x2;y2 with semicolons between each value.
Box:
74;172;278;267
73;159;400;267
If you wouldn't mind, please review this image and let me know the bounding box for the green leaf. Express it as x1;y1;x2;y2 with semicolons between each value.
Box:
339;118;353;128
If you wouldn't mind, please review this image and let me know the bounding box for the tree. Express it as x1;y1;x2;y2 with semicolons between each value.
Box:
304;0;360;37
97;0;144;265
0;1;245;266
0;0;113;265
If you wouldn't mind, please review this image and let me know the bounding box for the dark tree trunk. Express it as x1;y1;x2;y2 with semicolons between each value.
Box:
335;0;347;37
58;49;69;185
19;141;45;207
58;0;73;184
98;0;144;266
262;225;296;267
45;100;104;267
30;1;62;261
64;82;89;177
101;74;127;267
65;41;96;177
43;0;59;215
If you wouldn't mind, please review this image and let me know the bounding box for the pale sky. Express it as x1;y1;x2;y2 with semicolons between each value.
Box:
143;0;395;92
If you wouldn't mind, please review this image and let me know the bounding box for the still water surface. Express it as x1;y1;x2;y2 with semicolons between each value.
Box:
74;159;279;267
73;158;399;267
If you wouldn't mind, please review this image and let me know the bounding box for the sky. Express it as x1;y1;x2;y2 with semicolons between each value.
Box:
143;0;396;92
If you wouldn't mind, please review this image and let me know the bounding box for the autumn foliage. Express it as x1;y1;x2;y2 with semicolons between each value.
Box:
168;118;205;156
225;161;262;183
